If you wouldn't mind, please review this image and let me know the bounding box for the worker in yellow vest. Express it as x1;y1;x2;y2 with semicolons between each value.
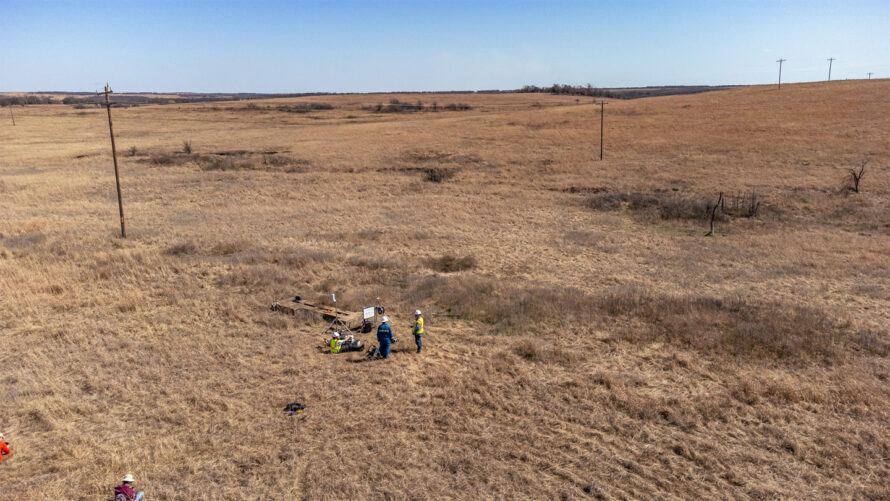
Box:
412;310;424;354
330;332;360;353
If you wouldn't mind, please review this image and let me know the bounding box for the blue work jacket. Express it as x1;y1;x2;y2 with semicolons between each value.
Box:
377;323;393;344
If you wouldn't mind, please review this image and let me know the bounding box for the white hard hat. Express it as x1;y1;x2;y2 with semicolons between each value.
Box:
122;474;134;483
381;316;389;323
414;310;422;315
332;332;340;338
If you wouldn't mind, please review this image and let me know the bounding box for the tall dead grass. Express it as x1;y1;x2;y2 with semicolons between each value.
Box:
1;81;888;499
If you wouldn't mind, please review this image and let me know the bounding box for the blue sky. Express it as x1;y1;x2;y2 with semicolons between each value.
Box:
1;0;887;92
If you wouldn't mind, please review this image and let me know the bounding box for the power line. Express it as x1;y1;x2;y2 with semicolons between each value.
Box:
827;58;836;81
776;59;787;90
99;84;126;238
599;100;606;160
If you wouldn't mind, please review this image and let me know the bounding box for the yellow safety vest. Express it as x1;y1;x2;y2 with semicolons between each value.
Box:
330;338;341;353
414;317;424;335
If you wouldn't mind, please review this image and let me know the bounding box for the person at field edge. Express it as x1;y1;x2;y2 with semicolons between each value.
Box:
0;432;12;463
377;316;393;359
412;309;424;354
114;474;145;501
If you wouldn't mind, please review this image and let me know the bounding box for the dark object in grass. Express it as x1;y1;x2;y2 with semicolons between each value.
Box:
284;403;306;415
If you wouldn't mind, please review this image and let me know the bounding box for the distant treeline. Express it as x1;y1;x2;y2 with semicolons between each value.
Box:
2;85;735;108
364;99;472;113
0;95;57;106
520;84;621;98
520;83;735;100
1;92;335;108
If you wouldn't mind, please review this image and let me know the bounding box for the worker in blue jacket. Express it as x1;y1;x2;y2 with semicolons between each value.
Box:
377;316;394;359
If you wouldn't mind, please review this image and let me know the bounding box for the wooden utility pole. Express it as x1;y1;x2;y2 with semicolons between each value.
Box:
867;72;873;79
827;58;836;81
599;100;606;160
8;106;14;126
101;84;126;238
776;59;787;90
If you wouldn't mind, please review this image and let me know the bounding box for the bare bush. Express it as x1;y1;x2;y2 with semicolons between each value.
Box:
261;154;310;172
270;247;333;268
201;156;254;171
164;241;198;256
371;99;472;113
276;103;334;113
513;338;577;366
182;140;193;154
443;103;472;111
586;191;711;220
847;161;866;193
348;253;395;270
426;255;476;272
723;191;761;218
423;168;456;183
149;153;179;165
149;152;205;166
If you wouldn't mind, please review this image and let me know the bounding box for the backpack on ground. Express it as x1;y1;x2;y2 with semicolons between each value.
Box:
366;345;380;360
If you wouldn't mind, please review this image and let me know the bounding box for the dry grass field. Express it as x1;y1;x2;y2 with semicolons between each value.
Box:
1;80;889;500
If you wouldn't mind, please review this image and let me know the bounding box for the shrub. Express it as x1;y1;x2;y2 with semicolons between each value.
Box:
443;103;472;111
182;140;192;154
722;191;761;218
261;154;310;171
426;255;476;272
150;152;204;166
209;240;247;256
348;254;394;270
201;156;254;171
585;191;712;220
276;103;334;113
423;168;456;183
164;241;198;255
149;153;178;165
271;247;333;268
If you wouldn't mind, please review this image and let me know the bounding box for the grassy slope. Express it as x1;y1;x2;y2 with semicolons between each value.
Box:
1;81;888;500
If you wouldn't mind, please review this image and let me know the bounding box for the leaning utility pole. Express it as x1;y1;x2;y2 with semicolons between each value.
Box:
776;59;787;90
827;58;836;81
599;100;606;160
101;84;126;238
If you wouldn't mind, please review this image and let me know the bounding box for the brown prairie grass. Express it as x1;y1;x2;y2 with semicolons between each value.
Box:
1;81;889;499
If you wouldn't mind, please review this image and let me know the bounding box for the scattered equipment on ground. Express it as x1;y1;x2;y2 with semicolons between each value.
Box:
284;403;306;415
271;294;384;338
